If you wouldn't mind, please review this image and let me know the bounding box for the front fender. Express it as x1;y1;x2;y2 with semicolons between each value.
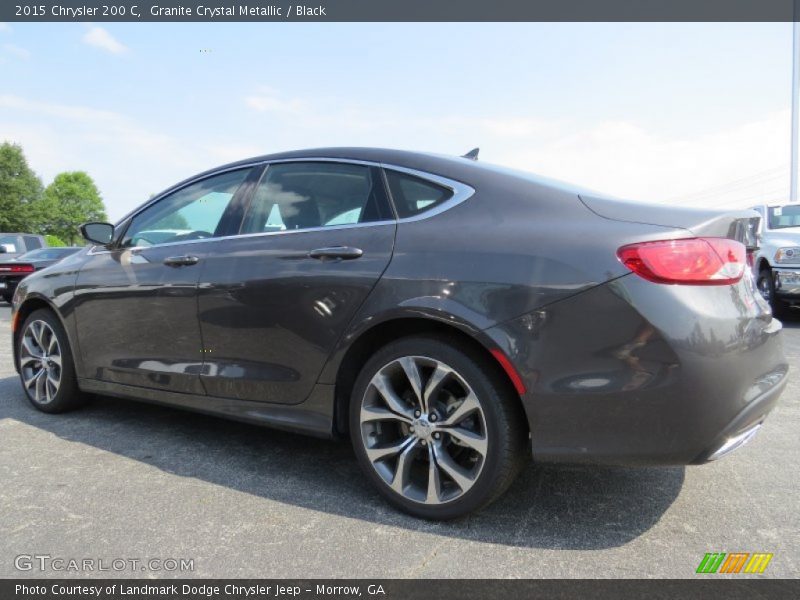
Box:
11;262;84;376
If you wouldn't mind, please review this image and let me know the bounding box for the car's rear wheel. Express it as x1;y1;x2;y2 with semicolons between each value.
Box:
349;335;528;520
17;309;85;413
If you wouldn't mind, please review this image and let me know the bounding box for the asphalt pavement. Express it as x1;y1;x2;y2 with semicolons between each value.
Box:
0;303;797;578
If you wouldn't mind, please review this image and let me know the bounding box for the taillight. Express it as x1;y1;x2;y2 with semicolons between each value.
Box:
8;264;35;273
617;238;746;285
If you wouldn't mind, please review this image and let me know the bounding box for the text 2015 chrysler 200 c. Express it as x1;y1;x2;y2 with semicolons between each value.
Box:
11;148;788;519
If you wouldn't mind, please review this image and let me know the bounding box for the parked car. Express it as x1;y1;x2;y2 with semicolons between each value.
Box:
750;203;800;317
0;233;47;260
0;247;84;303
11;148;788;519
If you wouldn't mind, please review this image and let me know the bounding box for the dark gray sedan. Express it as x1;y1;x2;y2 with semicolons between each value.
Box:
10;148;788;519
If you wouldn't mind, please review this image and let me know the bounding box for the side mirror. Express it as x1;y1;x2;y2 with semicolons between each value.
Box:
80;222;115;246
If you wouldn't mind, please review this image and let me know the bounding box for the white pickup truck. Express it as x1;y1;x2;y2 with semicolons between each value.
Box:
750;203;800;316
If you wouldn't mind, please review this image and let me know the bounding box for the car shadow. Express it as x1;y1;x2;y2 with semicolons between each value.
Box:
779;308;800;327
0;374;684;550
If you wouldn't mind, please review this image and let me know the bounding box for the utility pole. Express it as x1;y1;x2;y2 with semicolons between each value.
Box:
792;14;800;202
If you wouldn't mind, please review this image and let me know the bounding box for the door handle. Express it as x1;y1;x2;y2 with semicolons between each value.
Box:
308;246;363;260
163;255;200;267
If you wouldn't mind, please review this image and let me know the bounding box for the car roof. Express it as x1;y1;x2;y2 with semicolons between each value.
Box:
159;146;582;199
195;147;484;182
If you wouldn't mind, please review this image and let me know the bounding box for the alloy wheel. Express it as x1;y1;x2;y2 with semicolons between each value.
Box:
19;320;62;405
359;356;488;505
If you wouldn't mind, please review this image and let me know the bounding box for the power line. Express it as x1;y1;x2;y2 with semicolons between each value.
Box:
665;165;789;204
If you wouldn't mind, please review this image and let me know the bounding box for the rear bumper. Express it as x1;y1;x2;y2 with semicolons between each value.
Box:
484;274;788;466
691;367;786;463
0;277;20;297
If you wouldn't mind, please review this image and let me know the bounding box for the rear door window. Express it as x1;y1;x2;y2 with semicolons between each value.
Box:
241;162;392;233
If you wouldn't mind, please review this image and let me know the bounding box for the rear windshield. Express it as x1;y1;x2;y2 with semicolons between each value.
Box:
17;248;80;260
768;205;800;229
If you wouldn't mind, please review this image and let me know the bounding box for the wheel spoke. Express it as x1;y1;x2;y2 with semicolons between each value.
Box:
34;371;46;402
47;371;60;389
23;369;41;389
398;357;425;412
426;444;442;503
21;335;42;359
47;332;58;354
19;354;40;368
442;392;480;426
31;322;44;348
361;404;410;424
390;438;419;493
445;426;488;457
433;444;477;492
366;435;416;463
371;373;414;421
49;354;62;368
423;363;451;409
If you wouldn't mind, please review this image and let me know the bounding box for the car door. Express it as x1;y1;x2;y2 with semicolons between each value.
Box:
197;160;396;404
73;166;257;394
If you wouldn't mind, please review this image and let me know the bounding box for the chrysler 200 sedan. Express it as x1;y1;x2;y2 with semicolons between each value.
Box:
11;147;788;519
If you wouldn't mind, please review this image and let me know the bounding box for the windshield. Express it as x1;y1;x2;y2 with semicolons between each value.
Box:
768;205;800;229
17;248;80;261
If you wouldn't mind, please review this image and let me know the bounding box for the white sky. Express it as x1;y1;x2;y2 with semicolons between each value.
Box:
0;22;794;220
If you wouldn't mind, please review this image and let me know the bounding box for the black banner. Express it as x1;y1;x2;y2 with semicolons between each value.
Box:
3;0;800;23
2;580;800;600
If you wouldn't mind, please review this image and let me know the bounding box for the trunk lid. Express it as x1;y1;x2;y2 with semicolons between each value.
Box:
579;194;760;249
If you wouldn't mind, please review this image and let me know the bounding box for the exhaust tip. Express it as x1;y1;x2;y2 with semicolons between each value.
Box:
706;422;763;462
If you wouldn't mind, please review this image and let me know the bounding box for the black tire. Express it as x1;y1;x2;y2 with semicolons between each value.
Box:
349;334;528;520
17;308;86;413
757;267;789;319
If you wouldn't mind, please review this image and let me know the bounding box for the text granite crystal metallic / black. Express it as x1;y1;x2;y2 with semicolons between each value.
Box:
9;147;788;519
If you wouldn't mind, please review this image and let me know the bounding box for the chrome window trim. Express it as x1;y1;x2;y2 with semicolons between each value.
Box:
91;157;475;255
89;220;399;255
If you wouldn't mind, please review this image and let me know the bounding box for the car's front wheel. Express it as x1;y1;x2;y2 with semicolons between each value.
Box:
17;308;85;413
757;267;789;318
350;335;528;520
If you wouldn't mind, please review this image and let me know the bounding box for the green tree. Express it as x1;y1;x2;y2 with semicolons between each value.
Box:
154;212;190;230
41;171;108;244
44;234;66;247
0;142;44;231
